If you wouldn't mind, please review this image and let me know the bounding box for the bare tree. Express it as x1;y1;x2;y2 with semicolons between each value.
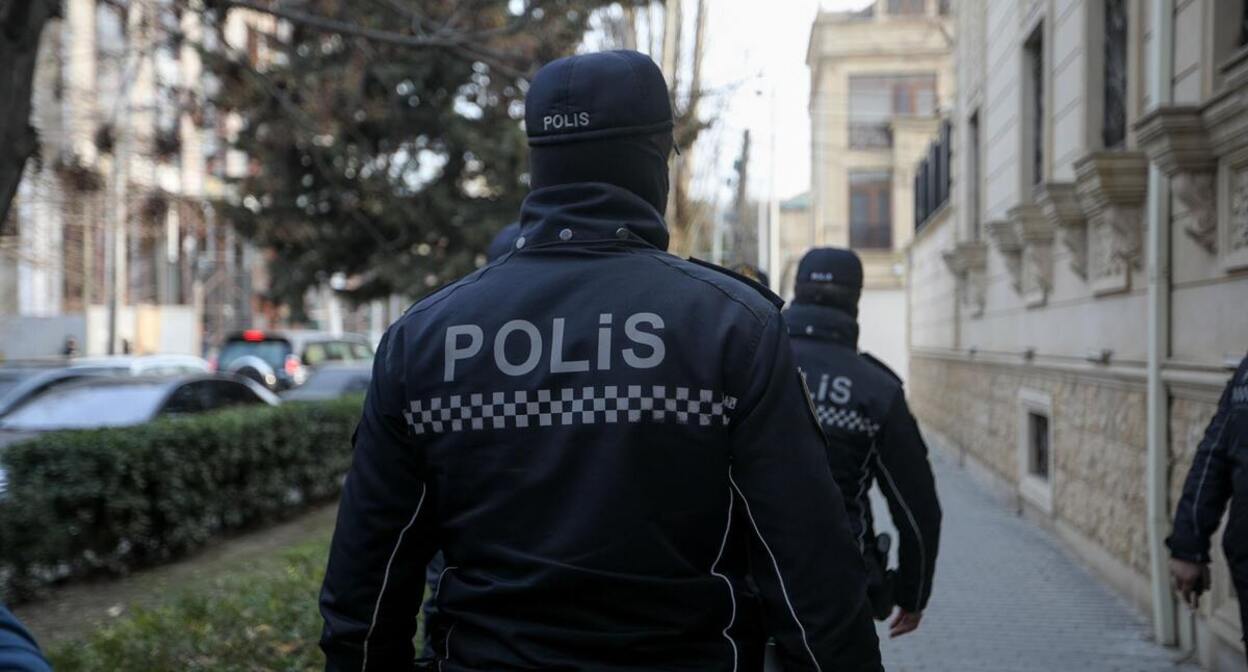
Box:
0;0;61;232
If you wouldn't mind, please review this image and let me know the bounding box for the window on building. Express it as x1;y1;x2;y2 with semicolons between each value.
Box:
1242;0;1248;47
1103;0;1128;149
1025;25;1045;188
968;110;981;239
939;0;951;15
849;171;893;249
1027;411;1050;480
888;0;926;15
849;74;938;148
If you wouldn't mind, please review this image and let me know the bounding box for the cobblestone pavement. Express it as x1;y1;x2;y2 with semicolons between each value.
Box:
868;450;1197;672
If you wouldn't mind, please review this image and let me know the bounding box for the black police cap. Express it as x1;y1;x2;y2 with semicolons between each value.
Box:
796;248;864;291
526;50;674;146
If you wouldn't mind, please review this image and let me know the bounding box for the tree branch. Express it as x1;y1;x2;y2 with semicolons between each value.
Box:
217;0;460;48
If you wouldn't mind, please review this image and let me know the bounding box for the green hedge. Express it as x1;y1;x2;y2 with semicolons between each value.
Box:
0;397;361;601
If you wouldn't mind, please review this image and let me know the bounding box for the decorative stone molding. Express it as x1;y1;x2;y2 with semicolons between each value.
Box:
986;219;1023;293
1009;203;1055;308
941;241;988;317
1202;55;1248;273
1074;151;1149;296
1218;145;1248;272
1037;183;1086;279
1134;106;1217;252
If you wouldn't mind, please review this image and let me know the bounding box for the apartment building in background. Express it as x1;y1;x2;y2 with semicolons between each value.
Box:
0;2;405;359
0;0;273;358
909;0;1248;667
804;0;954;379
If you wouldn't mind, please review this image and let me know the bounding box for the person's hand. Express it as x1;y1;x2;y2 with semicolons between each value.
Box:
1170;558;1208;609
888;608;922;638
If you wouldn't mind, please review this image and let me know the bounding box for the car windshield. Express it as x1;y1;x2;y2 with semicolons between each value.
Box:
218;339;292;370
0;383;168;430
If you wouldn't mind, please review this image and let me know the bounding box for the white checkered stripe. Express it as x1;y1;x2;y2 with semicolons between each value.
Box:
404;386;738;435
815;404;880;437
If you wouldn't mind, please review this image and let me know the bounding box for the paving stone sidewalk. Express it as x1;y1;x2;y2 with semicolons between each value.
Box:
868;450;1197;671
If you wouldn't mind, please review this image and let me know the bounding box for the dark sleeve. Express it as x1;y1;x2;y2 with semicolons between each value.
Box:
320;328;437;671
728;313;882;672
872;389;942;612
1168;374;1237;564
0;606;51;672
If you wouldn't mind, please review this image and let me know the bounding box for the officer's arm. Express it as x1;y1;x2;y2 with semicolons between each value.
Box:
1168;375;1237;563
320;328;436;671
728;313;882;672
873;389;942;613
0;606;52;672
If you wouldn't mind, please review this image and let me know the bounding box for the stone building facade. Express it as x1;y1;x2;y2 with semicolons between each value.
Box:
806;0;955;378
0;0;274;356
908;0;1248;667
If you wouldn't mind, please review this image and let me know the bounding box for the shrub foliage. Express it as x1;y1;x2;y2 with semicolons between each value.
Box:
0;397;361;600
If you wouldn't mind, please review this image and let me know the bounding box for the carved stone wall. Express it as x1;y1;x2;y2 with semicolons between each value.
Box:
910;354;1152;580
1074;152;1149;295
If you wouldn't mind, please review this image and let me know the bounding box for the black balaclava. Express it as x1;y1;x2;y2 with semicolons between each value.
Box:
530;133;672;213
525;50;675;214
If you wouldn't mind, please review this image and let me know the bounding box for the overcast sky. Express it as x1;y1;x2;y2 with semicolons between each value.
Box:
695;0;873;205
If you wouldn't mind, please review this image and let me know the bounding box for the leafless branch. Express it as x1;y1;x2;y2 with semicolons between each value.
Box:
217;0;459;47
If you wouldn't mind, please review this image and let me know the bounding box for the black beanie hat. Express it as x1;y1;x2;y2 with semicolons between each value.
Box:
794;248;864;314
796;248;864;290
525;50;674;213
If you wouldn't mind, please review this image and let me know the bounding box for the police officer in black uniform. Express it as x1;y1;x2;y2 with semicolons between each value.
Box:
1168;352;1248;656
784;248;941;639
416;220;524;667
319;51;881;671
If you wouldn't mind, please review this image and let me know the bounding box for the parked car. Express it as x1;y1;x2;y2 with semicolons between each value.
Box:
0;355;210;419
0;374;279;496
68;354;210;377
281;362;372;401
213;330;374;391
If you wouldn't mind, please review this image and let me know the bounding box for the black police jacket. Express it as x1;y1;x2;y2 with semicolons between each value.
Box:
319;183;882;672
784;302;942;613
1168;354;1248;572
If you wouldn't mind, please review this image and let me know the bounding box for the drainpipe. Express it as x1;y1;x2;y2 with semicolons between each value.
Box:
1145;0;1176;647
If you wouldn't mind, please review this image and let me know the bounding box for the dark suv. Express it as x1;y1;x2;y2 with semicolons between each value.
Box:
213;330;374;391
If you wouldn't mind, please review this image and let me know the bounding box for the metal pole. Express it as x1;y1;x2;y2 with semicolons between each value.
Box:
1145;0;1176;647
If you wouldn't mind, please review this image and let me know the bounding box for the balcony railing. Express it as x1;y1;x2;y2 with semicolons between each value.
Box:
849;122;893;149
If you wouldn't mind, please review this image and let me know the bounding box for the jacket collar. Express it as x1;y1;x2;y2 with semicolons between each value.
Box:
516;183;670;252
784;302;859;349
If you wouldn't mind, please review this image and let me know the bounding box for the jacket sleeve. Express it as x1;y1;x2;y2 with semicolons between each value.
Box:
0;606;51;672
728;313;882;672
872;389;942;612
1168;372;1238;564
320;327;437;672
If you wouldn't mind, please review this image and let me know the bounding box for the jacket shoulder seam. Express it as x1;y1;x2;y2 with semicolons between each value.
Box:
401;255;515;322
635;251;772;325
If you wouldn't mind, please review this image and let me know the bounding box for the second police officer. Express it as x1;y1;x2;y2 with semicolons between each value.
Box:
319;51;883;671
784;247;942;639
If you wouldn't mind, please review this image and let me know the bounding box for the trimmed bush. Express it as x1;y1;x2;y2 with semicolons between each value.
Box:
0;397;361;601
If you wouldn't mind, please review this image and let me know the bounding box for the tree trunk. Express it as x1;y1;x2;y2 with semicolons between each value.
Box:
0;0;59;232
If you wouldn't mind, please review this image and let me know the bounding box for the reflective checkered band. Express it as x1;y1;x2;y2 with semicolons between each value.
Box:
815;404;880;437
404;386;738;435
